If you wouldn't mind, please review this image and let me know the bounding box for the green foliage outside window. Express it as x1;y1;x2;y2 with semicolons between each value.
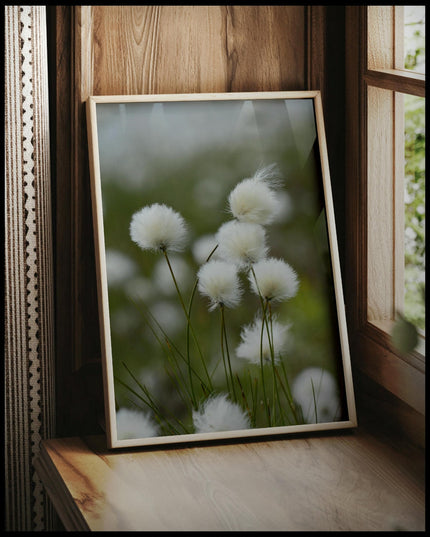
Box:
404;94;425;331
403;9;425;332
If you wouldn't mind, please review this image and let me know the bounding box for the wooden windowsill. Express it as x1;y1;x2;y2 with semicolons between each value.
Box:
34;428;425;531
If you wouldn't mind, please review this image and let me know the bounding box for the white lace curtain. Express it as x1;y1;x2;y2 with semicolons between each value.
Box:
4;5;55;531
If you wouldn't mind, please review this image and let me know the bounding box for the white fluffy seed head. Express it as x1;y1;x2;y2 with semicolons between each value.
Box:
129;203;188;253
192;393;250;433
116;408;159;440
291;367;341;424
215;220;268;269
197;260;242;311
236;317;290;365
250;257;299;302
228;178;282;225
228;163;284;225
252;162;283;186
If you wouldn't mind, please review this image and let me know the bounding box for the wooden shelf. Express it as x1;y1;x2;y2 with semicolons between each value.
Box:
34;429;425;531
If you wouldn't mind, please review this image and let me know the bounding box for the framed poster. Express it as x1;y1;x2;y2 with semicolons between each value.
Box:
86;91;357;449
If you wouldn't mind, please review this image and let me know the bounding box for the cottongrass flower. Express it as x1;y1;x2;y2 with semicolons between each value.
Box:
253;162;283;185
116;407;159;440
236;317;291;365
197;260;242;311
192;393;250;433
130;203;188;253
291;367;341;424
250;257;299;303
215;220;267;269
228;163;284;225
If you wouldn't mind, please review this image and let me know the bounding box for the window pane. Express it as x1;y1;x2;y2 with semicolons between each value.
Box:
404;5;425;74
404;93;425;332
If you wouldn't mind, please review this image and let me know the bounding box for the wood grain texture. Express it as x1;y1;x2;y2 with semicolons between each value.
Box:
36;432;425;532
353;323;425;416
88;6;306;96
364;69;426;98
367;85;395;321
345;6;367;333
48;5;72;414
307;6;327;104
367;6;395;71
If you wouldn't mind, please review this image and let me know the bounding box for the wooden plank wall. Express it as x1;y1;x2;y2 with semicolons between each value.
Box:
47;5;329;437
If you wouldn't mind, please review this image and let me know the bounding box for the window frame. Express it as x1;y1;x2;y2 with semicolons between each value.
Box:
345;6;425;416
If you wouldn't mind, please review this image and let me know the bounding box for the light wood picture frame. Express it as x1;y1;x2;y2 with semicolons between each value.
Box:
86;91;357;449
